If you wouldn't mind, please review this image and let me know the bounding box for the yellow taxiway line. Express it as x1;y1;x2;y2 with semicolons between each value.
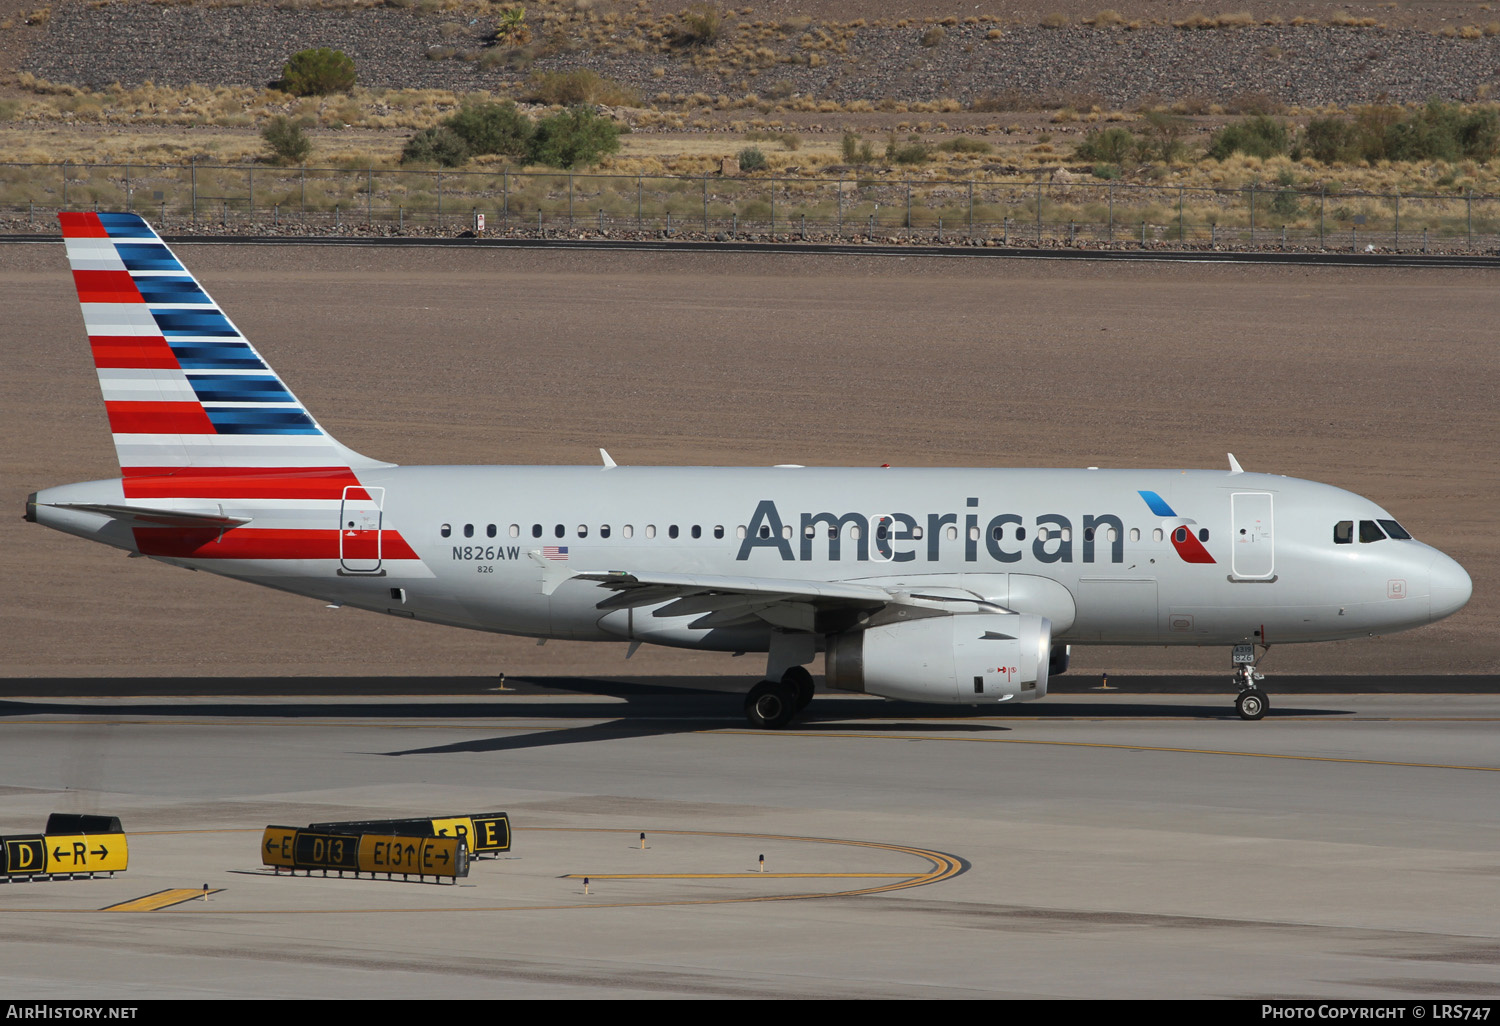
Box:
102;888;222;912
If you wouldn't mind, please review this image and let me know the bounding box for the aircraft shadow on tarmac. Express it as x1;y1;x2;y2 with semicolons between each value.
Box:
0;676;1355;756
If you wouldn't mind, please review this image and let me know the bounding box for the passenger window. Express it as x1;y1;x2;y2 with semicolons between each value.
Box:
532;524;543;538
577;524;587;538
646;525;656;539
913;526;923;540
714;525;724;539
440;524;451;538
1107;528;1119;542
1198;528;1209;542
464;524;474;538
1152;528;1163;542
783;525;792;539
1037;527;1050;542
804;525;816;538
509;524;519;538
622;525;634;538
1016;527;1026;541
1061;528;1072;542
669;525;679;539
1359;520;1387;543
1083;527;1094;542
1174;527;1187;543
737;526;746;539
691;525;702;539
1129;528;1139;542
600;525;611;538
487;524;496;538
968;526;979;541
945;526;958;541
1334;521;1353;544
992;525;1005;541
554;524;565;539
1379;519;1412;540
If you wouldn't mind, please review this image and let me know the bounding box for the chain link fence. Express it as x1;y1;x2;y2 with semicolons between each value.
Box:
5;161;1500;253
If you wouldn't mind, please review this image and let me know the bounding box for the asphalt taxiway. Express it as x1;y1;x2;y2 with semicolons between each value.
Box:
1;682;1496;998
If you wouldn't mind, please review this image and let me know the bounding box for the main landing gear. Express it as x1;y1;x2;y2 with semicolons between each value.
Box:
744;666;815;730
1231;644;1270;721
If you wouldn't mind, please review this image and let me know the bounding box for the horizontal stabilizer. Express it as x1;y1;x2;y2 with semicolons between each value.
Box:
44;502;252;528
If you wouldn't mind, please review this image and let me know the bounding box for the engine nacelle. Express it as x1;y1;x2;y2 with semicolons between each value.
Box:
824;612;1051;705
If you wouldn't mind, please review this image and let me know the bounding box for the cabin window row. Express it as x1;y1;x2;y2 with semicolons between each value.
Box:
437;523;1201;544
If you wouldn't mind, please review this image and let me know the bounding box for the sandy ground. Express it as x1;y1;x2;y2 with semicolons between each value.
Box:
2;241;1495;680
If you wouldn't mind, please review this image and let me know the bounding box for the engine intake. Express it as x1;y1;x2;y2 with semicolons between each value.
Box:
825;612;1051;704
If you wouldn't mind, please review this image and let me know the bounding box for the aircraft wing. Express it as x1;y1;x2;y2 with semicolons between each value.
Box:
570;569;998;632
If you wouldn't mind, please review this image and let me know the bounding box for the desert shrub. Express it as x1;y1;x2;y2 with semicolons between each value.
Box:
401;125;471;167
1074;125;1135;163
1206;115;1291;159
1296;116;1358;163
674;2;724;47
525;69;639;106
1136;109;1189;162
841;131;875;163
886;134;929;164
920;25;945;46
937;136;991;153
0;99;20;121
447;101;533;159
527;106;622;169
737;146;767;171
261;115;313;164
276;48;357;97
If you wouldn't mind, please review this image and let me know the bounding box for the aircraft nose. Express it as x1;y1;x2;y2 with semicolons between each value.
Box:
1428;551;1472;622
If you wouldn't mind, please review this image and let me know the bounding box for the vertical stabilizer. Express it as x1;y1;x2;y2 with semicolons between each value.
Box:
59;211;389;482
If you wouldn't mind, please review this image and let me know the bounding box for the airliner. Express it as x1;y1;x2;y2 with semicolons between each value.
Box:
26;213;1473;725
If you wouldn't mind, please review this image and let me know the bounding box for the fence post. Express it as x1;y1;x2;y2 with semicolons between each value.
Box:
937;217;942;242
637;175;642;229
1352;224;1357;251
1035;176;1041;237
837;180;842;237
967;180;973;236
1248;183;1254;243
568;171;574;228
61;160;68;210
438;172;443;222
248;166;254;218
770;183;775;238
503;171;509;229
1108;181;1113;241
274;203;278;227
190;159;196;223
1142;219;1146;246
906;181;911;239
1467;188;1473;248
703;174;708;232
1393;189;1399;252
1003;216;1008;246
399;205;403;232
367;168;372;224
1319;186;1325;248
125;165;131;212
1178;185;1184;242
301;167;306;213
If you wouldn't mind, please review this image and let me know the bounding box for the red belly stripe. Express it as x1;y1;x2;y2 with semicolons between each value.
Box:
133;527;419;561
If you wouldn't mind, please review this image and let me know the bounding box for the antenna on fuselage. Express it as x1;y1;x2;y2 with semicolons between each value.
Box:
1227;453;1244;474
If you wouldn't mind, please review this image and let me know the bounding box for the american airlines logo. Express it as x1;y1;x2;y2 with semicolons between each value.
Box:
735;500;1133;565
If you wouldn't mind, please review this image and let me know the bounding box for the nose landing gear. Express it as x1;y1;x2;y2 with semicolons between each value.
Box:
1232;644;1269;720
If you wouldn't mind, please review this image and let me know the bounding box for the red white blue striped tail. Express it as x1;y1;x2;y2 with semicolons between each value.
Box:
59;211;388;487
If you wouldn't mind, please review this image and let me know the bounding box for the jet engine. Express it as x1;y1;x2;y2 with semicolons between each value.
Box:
824;612;1051;704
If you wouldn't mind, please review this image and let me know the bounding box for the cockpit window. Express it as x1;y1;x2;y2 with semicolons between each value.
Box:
1359;520;1387;543
1334;521;1353;544
1378;519;1412;540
